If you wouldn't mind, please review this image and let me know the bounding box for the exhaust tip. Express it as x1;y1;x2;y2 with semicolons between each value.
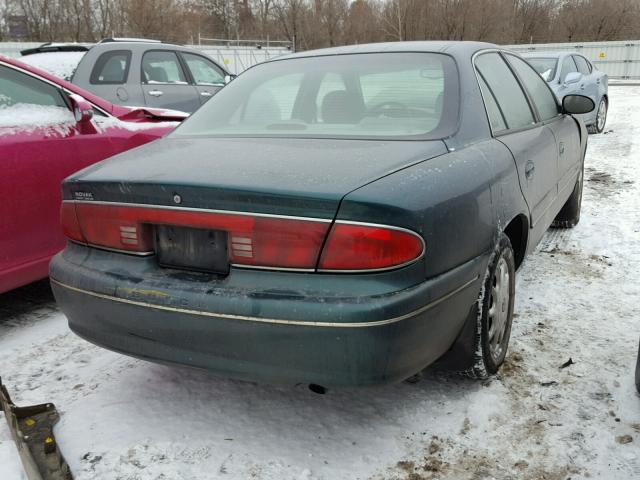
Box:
308;384;328;395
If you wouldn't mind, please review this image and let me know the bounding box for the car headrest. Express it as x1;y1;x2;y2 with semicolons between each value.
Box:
320;90;362;124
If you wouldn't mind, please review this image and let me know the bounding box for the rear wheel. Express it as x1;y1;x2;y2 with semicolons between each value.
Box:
588;97;607;134
464;234;516;378
552;164;583;228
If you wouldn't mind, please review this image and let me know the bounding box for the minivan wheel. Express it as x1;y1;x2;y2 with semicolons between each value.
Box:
552;164;583;228
464;234;516;379
588;98;607;134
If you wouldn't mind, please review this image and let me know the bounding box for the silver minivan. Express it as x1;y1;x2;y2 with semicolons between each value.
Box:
21;39;231;113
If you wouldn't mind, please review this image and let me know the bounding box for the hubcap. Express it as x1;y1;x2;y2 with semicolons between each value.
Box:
488;256;511;362
597;100;607;131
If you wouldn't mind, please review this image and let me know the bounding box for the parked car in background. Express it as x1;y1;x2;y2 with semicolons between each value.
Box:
522;51;608;133
51;42;594;387
19;42;91;81
20;39;231;113
0;55;187;293
636;338;640;394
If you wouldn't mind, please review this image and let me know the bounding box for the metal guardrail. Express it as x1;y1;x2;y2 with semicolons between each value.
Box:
505;40;640;80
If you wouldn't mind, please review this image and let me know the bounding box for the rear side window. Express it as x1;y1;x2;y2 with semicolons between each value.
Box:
90;50;131;85
559;56;578;83
506;55;559;121
477;74;507;132
573;55;592;75
0;64;67;108
181;53;225;85
142;51;188;84
475;53;535;131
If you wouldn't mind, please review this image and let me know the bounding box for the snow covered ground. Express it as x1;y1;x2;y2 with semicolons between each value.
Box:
1;86;639;480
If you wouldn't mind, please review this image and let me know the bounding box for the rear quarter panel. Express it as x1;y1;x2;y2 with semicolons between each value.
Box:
336;139;527;279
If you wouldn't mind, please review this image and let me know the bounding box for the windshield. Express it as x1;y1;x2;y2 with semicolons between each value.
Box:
524;57;558;82
172;52;459;140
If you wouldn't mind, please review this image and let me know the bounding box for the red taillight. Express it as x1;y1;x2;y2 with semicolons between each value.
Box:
318;222;424;271
60;202;84;242
61;202;424;272
61;201;330;269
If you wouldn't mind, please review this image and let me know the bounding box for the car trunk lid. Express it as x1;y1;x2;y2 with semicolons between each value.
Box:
64;137;448;219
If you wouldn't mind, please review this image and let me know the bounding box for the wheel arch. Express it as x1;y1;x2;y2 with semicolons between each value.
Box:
503;213;529;270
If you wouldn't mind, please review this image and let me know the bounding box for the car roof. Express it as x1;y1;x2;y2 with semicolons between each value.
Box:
274;41;499;61
521;51;582;58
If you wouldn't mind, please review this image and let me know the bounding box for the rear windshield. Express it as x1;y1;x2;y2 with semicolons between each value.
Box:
525;57;558;82
172;52;459;140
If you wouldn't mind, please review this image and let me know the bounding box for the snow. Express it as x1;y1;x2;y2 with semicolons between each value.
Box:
93;115;180;133
0;104;75;136
1;86;640;479
19;52;86;82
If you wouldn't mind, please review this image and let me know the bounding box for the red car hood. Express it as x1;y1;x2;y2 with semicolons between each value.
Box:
0;55;189;123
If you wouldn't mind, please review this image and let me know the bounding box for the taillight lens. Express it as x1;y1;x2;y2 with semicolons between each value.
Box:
61;202;424;272
60;202;84;242
61;201;330;269
318;222;424;271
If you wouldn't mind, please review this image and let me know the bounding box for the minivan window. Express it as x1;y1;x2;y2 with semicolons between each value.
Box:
506;55;559;122
172;53;459;140
90;50;131;85
182;53;225;85
475;53;535;131
142;51;188;84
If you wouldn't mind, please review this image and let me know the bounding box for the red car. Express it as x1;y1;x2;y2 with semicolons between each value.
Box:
0;55;188;293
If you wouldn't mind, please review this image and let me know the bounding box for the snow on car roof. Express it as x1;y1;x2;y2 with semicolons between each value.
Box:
19;51;86;82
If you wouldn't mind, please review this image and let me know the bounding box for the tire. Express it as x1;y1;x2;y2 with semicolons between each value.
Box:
588;97;607;134
463;234;516;379
552;164;583;228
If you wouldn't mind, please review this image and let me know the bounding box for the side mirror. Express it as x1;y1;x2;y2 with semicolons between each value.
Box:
562;94;595;115
564;72;582;86
68;94;97;134
224;74;236;84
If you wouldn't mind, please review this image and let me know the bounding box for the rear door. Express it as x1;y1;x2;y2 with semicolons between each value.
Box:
0;64;117;291
475;52;558;230
505;54;582;203
179;52;226;105
141;50;200;112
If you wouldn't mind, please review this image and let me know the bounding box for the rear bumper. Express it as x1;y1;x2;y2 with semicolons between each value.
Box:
51;243;488;386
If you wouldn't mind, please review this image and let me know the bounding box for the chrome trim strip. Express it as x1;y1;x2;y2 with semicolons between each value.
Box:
64;200;333;223
51;275;479;328
230;264;316;273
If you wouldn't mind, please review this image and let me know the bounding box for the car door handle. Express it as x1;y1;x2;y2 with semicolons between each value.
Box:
525;161;535;179
200;91;213;97
148;90;163;97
